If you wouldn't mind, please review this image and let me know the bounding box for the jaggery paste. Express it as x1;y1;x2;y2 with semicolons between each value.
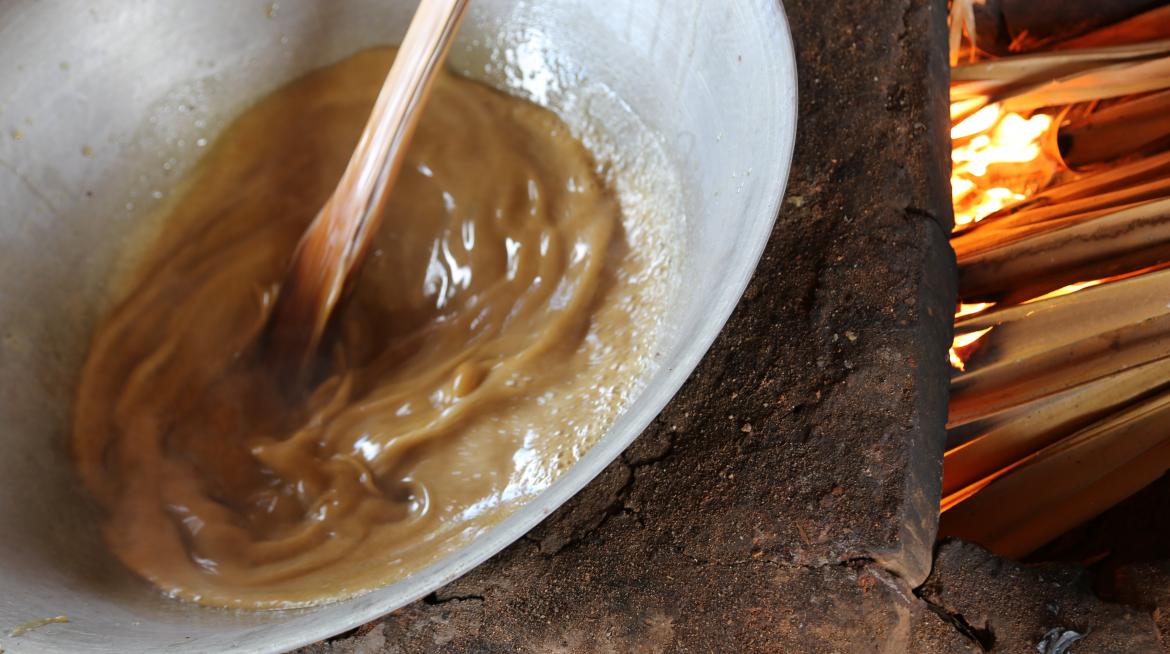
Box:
73;48;668;608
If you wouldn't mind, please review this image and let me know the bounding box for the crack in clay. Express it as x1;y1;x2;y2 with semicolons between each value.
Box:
908;205;956;250
620;432;677;469
905;205;939;224
570;425;679;540
526;427;678;555
423;592;486;605
916;592;996;652
679;550;881;572
533;461;635;555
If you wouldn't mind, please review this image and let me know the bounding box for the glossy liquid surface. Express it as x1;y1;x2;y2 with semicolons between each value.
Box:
72;49;670;608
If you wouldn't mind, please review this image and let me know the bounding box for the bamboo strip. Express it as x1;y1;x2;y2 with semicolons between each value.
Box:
955;205;1145;262
954;196;1164;259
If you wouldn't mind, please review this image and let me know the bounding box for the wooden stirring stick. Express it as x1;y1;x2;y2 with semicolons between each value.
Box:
266;0;470;380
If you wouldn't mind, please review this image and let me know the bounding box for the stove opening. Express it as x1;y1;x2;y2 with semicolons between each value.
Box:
939;0;1170;562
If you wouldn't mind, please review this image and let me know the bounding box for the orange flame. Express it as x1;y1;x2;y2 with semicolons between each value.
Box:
1022;280;1104;304
955;301;995;318
949;327;993;372
951;103;1056;227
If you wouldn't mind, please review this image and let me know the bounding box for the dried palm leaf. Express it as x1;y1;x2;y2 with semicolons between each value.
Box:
1055;5;1170;51
953;38;1170;83
1001;56;1170;113
944;357;1170;496
1059;89;1170;167
940;390;1170;558
950;268;1170;425
955;190;1170;259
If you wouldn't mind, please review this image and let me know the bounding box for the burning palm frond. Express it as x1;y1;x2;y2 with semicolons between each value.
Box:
958;197;1170;300
944;356;1170;498
945;1;1170;558
1002;56;1170;113
1059;89;1170;167
950;268;1170;427
941;389;1170;558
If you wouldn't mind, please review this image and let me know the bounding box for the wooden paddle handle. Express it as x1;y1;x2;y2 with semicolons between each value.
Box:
267;0;470;378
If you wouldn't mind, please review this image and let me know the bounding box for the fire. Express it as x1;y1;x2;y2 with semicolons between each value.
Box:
955;301;995;318
951;104;1000;139
951;102;1055;226
948;97;1106;349
949;326;993;372
1022;280;1104;304
942;5;1170;559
